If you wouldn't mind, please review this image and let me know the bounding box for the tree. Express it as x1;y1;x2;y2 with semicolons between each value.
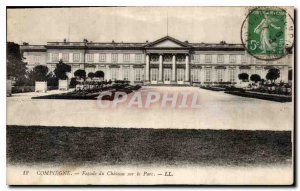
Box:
266;68;280;83
95;70;104;78
250;74;261;83
53;60;71;80
88;72;95;79
7;42;27;82
238;73;249;82
74;69;86;79
28;65;49;82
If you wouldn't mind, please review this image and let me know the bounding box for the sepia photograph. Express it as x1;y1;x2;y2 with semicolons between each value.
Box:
6;6;294;185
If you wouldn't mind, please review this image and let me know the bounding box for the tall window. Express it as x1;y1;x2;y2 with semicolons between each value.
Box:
87;54;94;62
164;69;171;81
33;55;40;64
112;54;118;63
205;55;212;63
255;69;262;77
135;69;144;81
123;54;130;63
191;69;201;82
99;54;106;62
217;55;224;63
51;53;59;62
229;55;236;63
217;70;223;82
193;55;200;63
150;68;158;81
205;69;212;82
62;53;69;62
177;69;185;81
241;55;247;63
123;68;130;80
110;68;118;81
135;54;143;63
73;53;80;62
229;69;236;82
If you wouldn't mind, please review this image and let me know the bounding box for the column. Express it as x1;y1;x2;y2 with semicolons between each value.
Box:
172;54;176;83
185;54;190;83
145;54;150;82
158;54;163;83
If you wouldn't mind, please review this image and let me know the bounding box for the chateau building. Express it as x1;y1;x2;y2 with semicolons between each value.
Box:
20;36;292;85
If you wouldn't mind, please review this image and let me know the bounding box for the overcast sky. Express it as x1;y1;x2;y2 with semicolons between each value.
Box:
8;7;250;45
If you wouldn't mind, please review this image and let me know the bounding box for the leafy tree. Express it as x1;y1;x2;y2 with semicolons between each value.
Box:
74;69;86;79
53;60;71;80
266;68;280;83
250;74;261;83
88;72;95;79
7;42;27;82
28;65;49;82
95;70;104;78
238;73;249;82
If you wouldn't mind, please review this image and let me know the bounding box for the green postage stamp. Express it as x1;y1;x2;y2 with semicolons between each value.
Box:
247;8;286;57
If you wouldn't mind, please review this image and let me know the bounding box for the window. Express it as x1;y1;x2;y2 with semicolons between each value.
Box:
135;69;144;81
191;69;201;82
62;53;69;62
150;55;159;62
241;55;247;63
177;69;185;81
110;68;118;81
123;68;130;80
255;69;262;77
229;55;236;63
229;69;236;82
33;55;40;64
163;54;172;62
99;54;106;62
51;53;59;62
123;54;130;63
87;54;94;62
217;70;223;82
112;54;118;63
135;54;143;63
205;69;212;82
193;55;200;63
73;53;80;62
205;55;212;63
150;68;158;81
217;55;224;63
164;69;171;81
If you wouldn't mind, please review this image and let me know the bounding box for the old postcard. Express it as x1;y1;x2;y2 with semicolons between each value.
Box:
6;6;294;185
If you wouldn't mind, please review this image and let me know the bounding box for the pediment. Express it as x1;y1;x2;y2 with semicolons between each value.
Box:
152;40;184;48
145;36;191;48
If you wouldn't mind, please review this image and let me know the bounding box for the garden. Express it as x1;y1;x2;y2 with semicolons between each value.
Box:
200;68;292;102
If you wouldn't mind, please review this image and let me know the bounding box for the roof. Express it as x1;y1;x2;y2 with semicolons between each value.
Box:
20;36;246;51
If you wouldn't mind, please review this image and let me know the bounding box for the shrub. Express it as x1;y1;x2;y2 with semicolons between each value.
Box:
250;74;261;83
238;73;249;82
74;69;86;79
70;77;78;88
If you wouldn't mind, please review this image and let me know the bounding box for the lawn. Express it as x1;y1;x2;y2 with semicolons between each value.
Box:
7;126;292;166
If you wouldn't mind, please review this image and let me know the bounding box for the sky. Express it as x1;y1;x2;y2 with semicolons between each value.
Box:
7;7;250;45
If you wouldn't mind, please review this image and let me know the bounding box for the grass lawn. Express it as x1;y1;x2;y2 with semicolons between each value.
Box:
7;126;292;166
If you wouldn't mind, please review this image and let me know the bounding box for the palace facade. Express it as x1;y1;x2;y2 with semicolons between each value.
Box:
20;36;292;85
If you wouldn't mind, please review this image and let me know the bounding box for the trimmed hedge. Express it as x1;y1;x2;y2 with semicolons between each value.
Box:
225;91;292;102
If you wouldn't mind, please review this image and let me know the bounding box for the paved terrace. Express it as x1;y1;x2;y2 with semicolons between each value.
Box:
7;87;293;131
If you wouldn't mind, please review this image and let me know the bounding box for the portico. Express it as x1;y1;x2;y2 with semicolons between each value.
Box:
144;36;191;85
